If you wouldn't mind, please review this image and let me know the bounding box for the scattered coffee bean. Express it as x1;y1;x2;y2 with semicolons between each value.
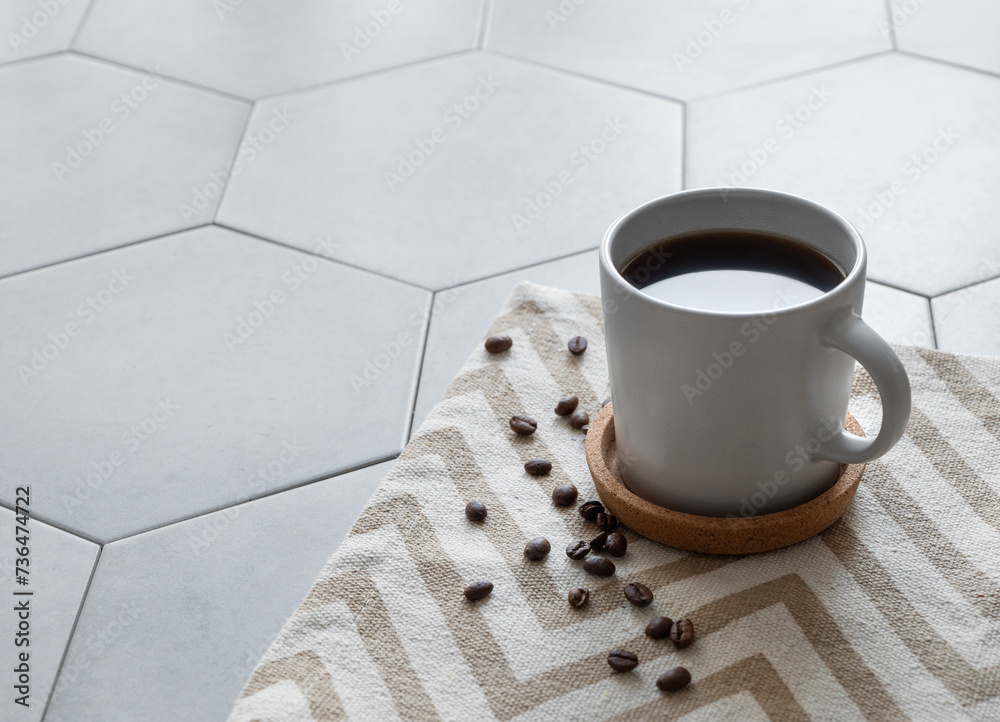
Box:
607;649;638;672
623;582;654;607
524;459;552;476
523;537;551;561
579;500;604;521
656;667;691;691
596;512;618;532
581;424;589;434
605;532;627;557
670;619;695;649
554;395;579;416
567;336;588;355
602;396;612;407
566;540;591;560
509;415;537;435
568;588;590;608
645;616;674;639
552;483;578;507
465;500;487;522
583;555;615;577
569;409;589;429
464;581;493;601
485;335;512;353
589;531;608;551
579;501;606;524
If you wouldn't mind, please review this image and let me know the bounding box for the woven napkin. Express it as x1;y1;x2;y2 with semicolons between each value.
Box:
228;281;1000;721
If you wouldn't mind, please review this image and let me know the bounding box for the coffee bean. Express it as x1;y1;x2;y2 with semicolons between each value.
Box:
465;500;487;522
485;335;512;353
523;537;551;561
656;667;691;691
605;532;627;557
581;424;589;434
589;531;608;551
464;581;493;601
670;619;695;649
524;459;552;476
583;555;615;577
509;415;537;435
602;396;612;407
567;336;588;355
554;395;579;416
579;500;604;521
607;649;638;672
596;512;617;532
645;616;674;639
568;588;590;608
552;483;578;507
566;540;590;560
623;582;654;607
569;409;589;429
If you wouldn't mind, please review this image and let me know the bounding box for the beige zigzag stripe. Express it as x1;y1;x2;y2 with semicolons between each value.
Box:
242;649;343;719
917;348;1000;444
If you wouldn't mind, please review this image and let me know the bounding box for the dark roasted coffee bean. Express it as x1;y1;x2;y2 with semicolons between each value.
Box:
583;555;615;577
523;537;551;561
656;667;691;691
596;512;618;532
623;582;654;607
509;415;537;435
485;334;512;353
554;394;579;416
581;424;589;434
464;581;493;601
607;649;638;672
602;396;612;407
568;587;589;608
566;540;590;560
605;532;627;557
589;531;607;552
552;483;578;507
524;459;552;476
645;616;674;639
569;409;589;429
465;500;487;522
579;500;604;521
670;619;695;649
567;336;588;355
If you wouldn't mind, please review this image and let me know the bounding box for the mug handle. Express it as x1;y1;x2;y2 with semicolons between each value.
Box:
813;310;912;464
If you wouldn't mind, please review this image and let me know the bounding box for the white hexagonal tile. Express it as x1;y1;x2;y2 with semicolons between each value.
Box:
933;275;1000;356
0;226;429;541
687;53;1000;297
44;460;390;722
894;0;1000;76
864;281;934;348
74;0;484;99
0;1;89;65
0;54;249;278
486;0;890;100
217;53;681;290
412;250;600;434
0;508;98;721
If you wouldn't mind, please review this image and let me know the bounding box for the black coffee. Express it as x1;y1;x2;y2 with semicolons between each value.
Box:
620;230;846;313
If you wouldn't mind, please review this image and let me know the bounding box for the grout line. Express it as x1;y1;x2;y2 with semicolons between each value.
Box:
0;500;104;544
68;50;252;105
435;245;602;292
926;271;1000;299
881;0;898;51
210;222;434;293
104;453;401;544
67;0;97;49
477;0;493;49
40;545;103;722
0;50;68;72
0;225;213;285
895;49;1000;81
482;48;685;105
928;298;939;349
212;104;258;222
404;293;436;441
866;277;933;299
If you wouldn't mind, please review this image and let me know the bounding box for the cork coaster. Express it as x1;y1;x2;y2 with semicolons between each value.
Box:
585;404;866;555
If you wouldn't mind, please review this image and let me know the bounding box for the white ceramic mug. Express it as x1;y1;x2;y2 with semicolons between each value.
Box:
599;188;911;517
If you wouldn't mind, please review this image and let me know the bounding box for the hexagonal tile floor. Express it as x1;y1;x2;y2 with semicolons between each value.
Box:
3;2;998;719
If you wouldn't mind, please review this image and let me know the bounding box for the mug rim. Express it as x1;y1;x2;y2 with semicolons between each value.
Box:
600;187;867;319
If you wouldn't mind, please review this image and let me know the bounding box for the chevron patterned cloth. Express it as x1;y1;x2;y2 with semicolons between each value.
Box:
228;282;1000;721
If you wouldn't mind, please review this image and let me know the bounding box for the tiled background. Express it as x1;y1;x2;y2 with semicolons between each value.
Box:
1;1;997;720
